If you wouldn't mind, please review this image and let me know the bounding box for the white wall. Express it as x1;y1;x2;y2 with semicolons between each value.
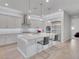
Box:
63;12;71;41
71;17;79;39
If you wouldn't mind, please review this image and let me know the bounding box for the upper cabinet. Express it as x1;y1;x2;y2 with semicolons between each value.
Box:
7;16;23;28
0;15;8;28
0;15;23;28
30;20;45;28
0;6;23;28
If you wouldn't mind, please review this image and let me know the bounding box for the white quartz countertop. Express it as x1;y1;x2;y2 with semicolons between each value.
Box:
17;33;57;41
0;28;22;34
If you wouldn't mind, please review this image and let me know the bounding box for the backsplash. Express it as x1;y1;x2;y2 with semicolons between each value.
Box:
22;28;43;33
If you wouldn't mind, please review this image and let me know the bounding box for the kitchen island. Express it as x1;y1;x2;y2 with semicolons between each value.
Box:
17;33;58;58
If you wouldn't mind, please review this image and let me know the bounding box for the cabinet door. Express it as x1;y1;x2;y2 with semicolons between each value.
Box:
0;15;8;28
16;17;23;28
0;34;17;46
8;16;23;28
5;34;17;44
0;35;6;45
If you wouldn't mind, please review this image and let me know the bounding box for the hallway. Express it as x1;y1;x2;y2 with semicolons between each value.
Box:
0;39;79;59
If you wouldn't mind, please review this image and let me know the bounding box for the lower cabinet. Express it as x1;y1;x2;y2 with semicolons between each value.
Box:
0;34;17;46
7;16;23;28
0;35;6;45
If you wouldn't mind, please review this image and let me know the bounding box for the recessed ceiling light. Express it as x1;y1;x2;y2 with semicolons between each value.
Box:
58;9;63;11
46;0;49;2
28;15;31;19
5;3;8;6
40;19;43;21
48;21;51;23
71;27;75;30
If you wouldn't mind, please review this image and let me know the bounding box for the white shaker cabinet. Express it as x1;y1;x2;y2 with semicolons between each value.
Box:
0;35;6;45
30;20;45;28
7;16;23;28
0;34;17;46
0;15;23;45
4;34;17;44
0;15;8;28
0;15;23;28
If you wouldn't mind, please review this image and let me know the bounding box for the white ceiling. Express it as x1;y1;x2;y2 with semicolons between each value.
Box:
52;0;79;16
0;0;79;16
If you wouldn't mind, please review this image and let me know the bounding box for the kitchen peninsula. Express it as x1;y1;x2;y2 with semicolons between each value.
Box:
17;33;58;58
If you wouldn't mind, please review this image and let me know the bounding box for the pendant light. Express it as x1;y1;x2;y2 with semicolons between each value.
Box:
46;0;49;3
40;0;43;21
28;0;31;19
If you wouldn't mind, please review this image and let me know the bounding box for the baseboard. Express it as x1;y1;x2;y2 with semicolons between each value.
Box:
0;42;17;47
